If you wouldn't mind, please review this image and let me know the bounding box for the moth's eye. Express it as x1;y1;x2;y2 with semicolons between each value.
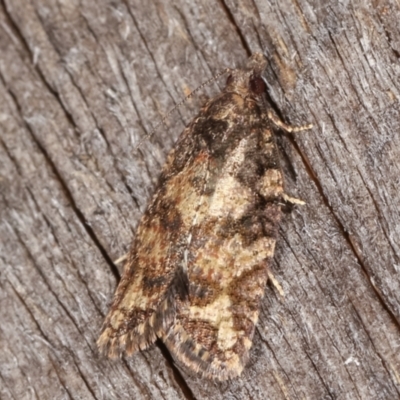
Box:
249;76;266;95
226;74;234;85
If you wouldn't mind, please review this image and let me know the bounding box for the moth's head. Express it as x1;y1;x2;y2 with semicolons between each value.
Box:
224;53;268;100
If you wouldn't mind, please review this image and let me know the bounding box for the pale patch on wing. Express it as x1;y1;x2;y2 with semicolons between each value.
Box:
192;233;275;284
189;294;231;321
217;319;237;351
208;175;254;219
208;138;254;219
163;152;209;228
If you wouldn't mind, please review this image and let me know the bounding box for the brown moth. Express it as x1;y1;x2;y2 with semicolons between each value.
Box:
97;53;311;380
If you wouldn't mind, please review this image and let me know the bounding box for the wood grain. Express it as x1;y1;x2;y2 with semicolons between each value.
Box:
1;0;399;399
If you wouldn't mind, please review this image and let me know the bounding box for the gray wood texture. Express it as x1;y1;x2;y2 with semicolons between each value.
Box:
1;0;399;399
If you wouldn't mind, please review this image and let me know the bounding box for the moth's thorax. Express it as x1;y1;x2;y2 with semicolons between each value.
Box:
207;91;265;131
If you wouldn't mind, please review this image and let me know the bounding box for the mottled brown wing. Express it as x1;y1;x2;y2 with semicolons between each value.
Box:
98;52;308;381
97;124;211;358
162;97;285;380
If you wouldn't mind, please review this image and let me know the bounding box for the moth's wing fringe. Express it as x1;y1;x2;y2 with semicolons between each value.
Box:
97;266;189;358
163;323;247;381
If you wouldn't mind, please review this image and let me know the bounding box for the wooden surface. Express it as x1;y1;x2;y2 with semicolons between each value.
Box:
1;0;400;399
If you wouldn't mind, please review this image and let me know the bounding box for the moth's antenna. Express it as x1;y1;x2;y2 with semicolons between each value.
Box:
134;67;231;152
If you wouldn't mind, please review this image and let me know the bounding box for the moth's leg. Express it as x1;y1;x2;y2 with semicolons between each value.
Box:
114;253;128;265
275;193;305;214
267;110;313;133
282;192;305;205
267;268;285;298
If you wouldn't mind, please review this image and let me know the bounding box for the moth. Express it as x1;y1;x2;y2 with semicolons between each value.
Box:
97;53;311;380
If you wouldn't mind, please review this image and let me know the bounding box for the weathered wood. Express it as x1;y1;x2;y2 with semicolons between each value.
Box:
1;0;399;399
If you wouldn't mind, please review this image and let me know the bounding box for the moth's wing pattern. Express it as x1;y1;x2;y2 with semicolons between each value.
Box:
97;124;211;358
163;93;285;380
98;53;294;381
